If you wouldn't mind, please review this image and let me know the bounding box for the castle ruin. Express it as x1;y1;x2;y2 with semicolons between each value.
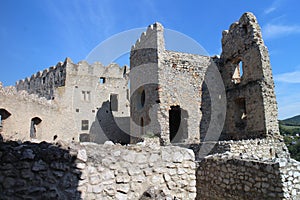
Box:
0;12;300;199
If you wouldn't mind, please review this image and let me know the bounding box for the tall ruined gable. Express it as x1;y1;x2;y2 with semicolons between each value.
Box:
219;12;280;140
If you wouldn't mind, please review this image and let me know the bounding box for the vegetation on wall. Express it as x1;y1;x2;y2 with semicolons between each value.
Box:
280;115;300;161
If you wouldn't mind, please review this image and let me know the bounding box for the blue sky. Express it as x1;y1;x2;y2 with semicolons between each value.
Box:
0;0;299;119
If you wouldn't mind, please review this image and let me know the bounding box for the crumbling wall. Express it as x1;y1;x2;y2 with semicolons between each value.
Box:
196;154;300;199
0;141;197;199
219;12;280;140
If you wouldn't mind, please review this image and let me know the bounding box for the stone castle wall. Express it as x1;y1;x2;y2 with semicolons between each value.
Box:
0;84;77;142
129;23;211;145
0;141;197;200
5;58;130;144
158;51;210;144
16;61;66;100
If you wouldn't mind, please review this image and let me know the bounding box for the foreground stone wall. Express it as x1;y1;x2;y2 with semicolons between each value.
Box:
0;141;81;199
0;141;196;200
197;154;300;199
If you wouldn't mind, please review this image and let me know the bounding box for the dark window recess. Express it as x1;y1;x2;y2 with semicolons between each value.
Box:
141;90;145;107
75;86;78;88
140;117;144;135
80;133;90;142
92;110;95;113
0;109;11;127
234;98;247;130
100;77;106;84
81;120;89;131
76;109;79;112
110;94;119;111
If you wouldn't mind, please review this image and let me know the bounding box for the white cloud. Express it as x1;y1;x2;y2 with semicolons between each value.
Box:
262;24;300;39
264;0;282;14
274;71;300;83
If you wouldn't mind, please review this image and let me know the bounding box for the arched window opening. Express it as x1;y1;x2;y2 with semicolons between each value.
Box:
0;109;11;128
136;87;146;110
30;117;42;138
232;60;244;84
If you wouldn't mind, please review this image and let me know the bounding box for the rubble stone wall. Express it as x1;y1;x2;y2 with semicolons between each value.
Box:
0;141;197;200
196;154;300;199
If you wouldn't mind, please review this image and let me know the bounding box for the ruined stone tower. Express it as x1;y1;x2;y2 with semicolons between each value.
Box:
219;12;280;140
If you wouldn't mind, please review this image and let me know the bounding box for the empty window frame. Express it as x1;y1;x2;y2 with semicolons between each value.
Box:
81;120;89;131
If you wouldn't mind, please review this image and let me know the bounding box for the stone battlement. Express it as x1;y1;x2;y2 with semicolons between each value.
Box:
131;22;164;52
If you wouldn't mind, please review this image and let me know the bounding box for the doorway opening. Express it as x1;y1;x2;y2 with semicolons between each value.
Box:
169;106;181;142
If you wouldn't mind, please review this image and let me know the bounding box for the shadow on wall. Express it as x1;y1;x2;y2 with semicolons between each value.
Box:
89;101;133;145
0;138;82;199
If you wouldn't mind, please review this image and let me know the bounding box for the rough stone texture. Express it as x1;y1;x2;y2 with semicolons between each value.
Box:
0;141;81;199
1;12;300;200
197;154;300;200
78;143;196;200
219;12;280;140
1;59;130;143
130;23;211;145
0;140;196;200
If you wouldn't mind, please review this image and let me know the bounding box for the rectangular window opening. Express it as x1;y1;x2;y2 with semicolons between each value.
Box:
110;94;119;111
81;120;89;131
86;91;91;102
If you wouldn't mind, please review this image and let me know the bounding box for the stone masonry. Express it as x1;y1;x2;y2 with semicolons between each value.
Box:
0;140;196;200
0;12;300;199
1;58;130;143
